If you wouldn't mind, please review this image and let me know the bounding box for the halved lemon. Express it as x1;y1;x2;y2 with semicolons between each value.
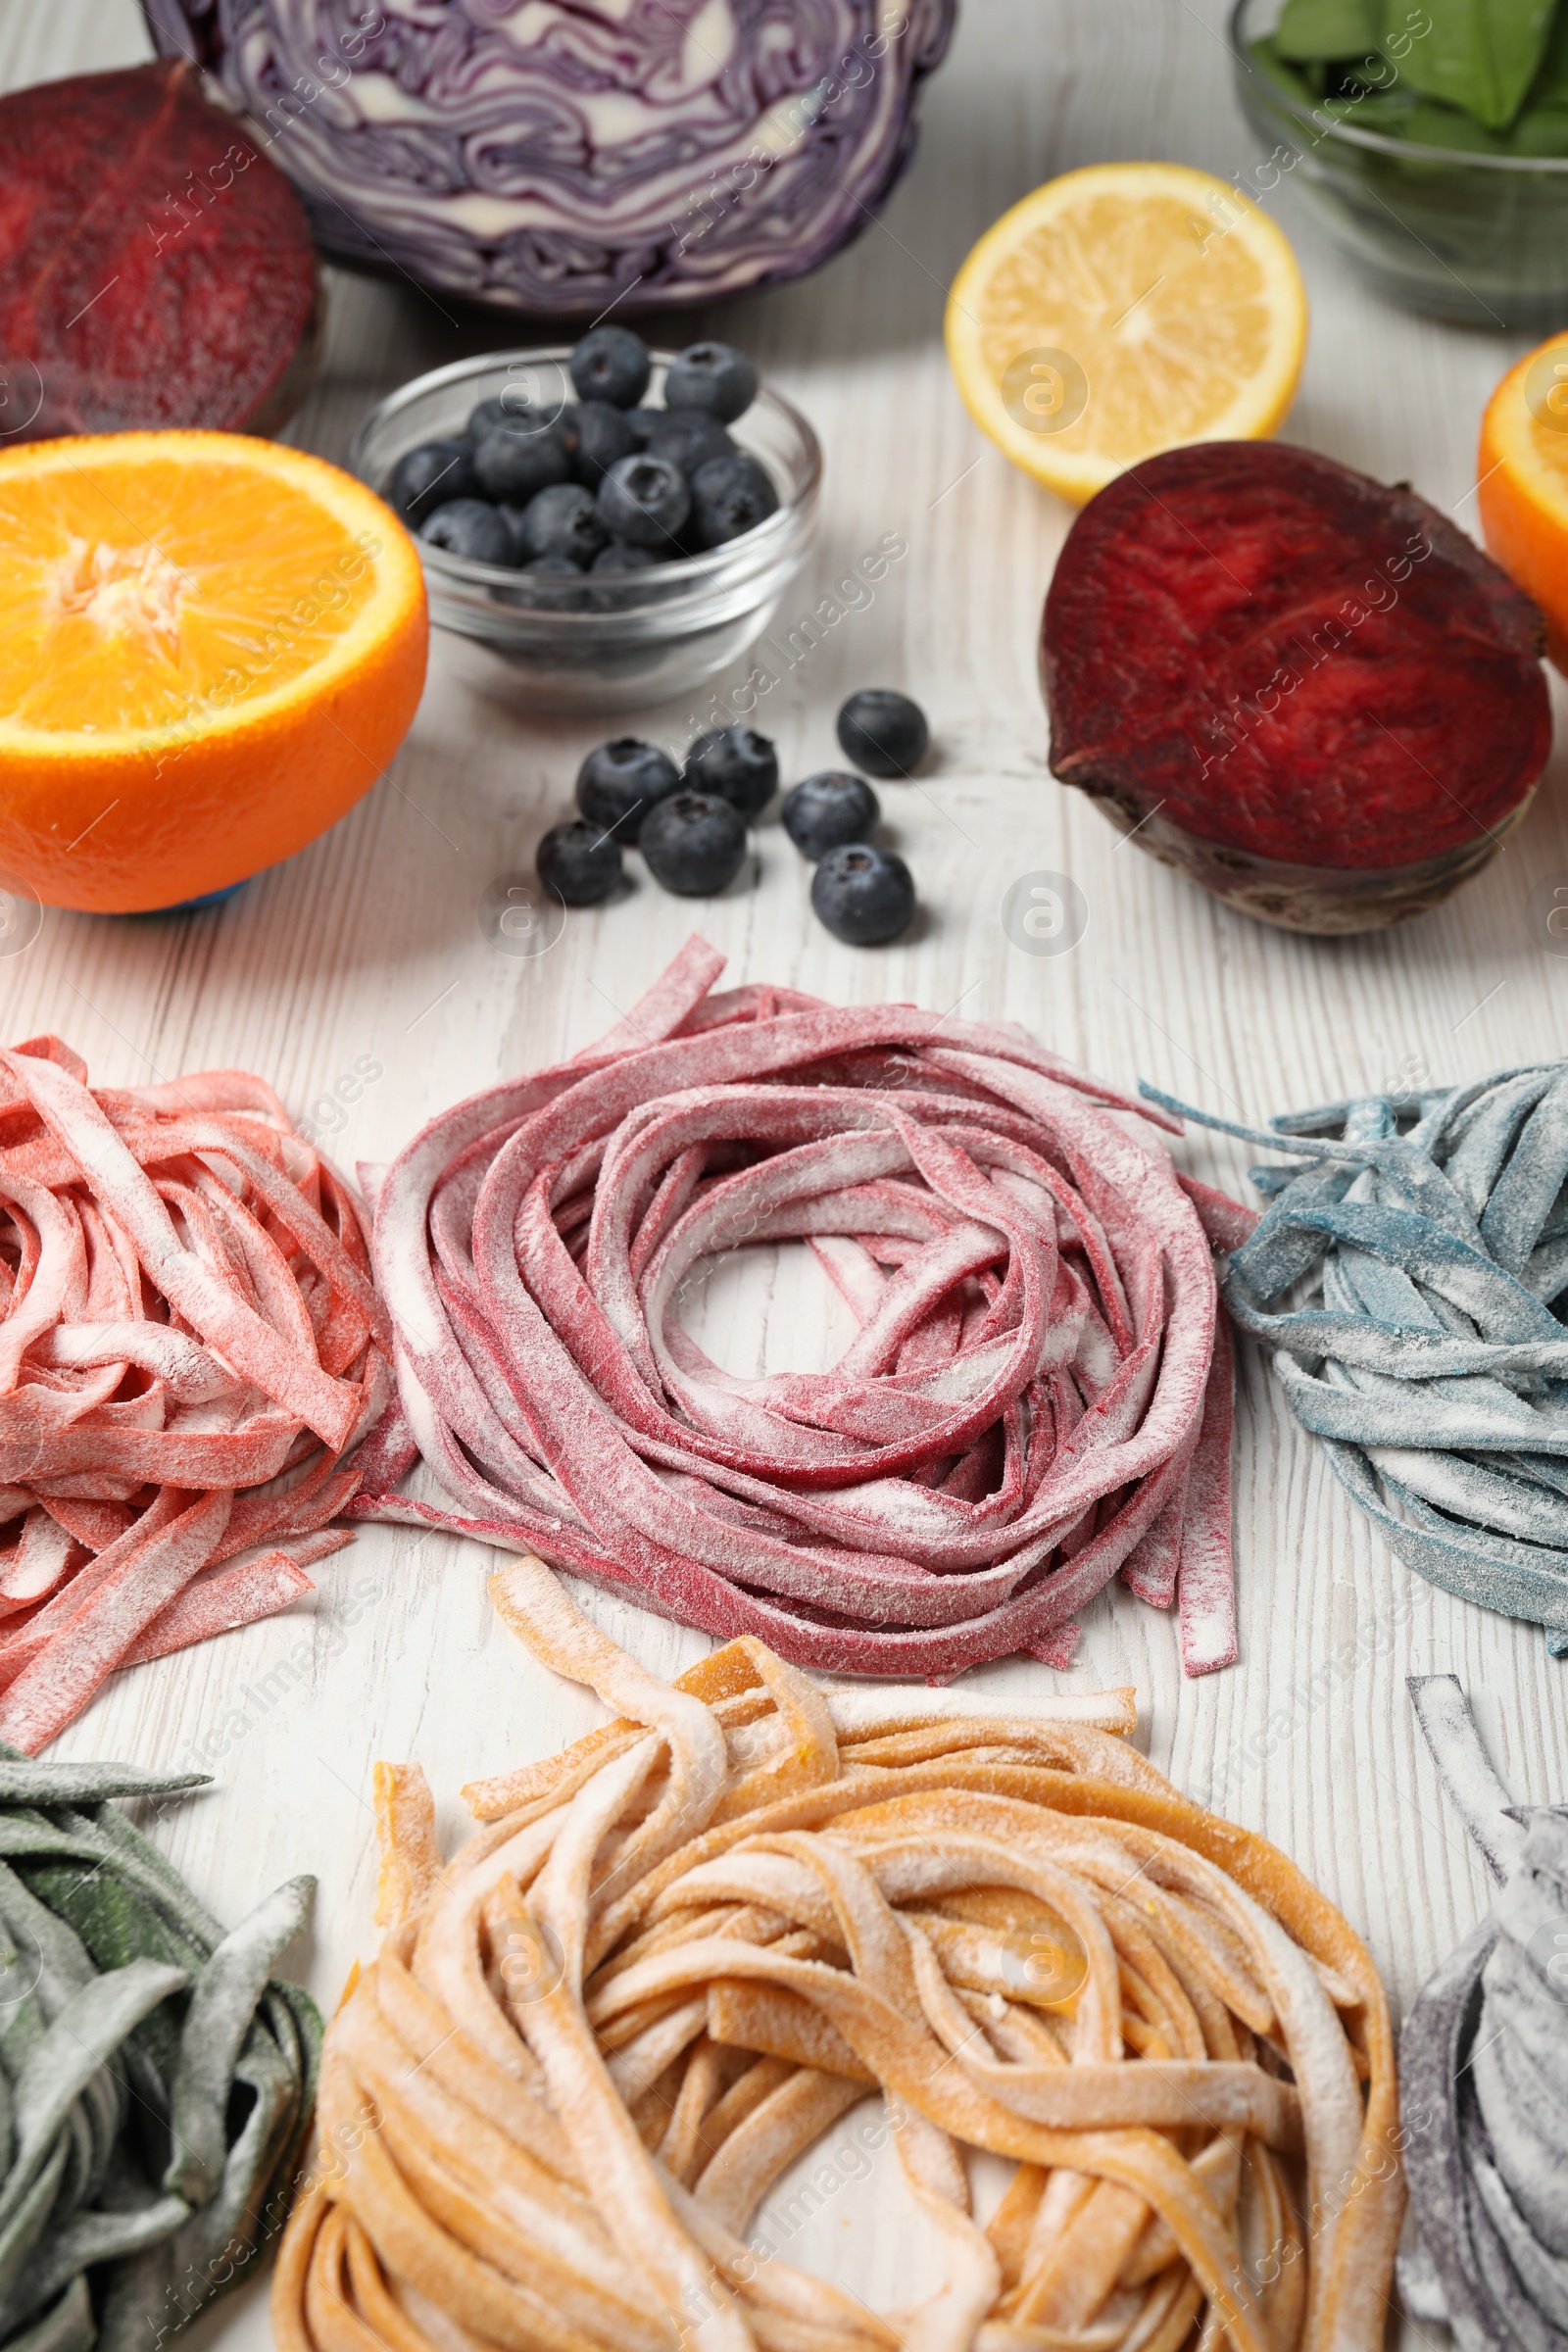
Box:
0;430;427;911
1479;330;1568;671
945;163;1309;507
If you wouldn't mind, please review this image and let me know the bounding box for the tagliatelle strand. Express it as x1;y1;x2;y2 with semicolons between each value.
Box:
0;1748;321;2344
1147;1065;1568;1653
360;938;1247;1677
1398;1675;1568;2349
0;1034;390;1750
274;1556;1403;2352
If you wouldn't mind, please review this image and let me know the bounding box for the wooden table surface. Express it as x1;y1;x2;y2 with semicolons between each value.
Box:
5;2;1567;2344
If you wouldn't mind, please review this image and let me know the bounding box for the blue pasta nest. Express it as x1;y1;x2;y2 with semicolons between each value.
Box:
1147;1067;1568;1654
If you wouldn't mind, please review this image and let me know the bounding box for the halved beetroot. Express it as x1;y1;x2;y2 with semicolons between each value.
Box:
0;61;319;441
1042;443;1553;934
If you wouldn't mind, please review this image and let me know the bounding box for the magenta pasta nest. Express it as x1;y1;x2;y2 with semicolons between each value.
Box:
359;940;1246;1678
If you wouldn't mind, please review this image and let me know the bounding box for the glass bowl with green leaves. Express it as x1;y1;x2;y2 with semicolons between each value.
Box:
1231;0;1568;327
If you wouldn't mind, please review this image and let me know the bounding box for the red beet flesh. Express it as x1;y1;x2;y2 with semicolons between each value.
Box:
1043;443;1552;931
0;62;318;441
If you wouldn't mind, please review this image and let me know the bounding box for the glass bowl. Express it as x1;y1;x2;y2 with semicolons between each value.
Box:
350;350;821;716
1231;0;1568;328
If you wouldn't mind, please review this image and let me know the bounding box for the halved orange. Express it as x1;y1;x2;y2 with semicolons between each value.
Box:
946;163;1308;506
1479;330;1568;672
0;430;428;911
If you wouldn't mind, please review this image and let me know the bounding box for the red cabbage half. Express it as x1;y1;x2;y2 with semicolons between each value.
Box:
141;0;958;317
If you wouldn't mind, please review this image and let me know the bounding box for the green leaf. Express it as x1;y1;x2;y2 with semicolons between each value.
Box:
1250;35;1330;101
1526;2;1568;101
1401;96;1515;146
1310;85;1421;124
1276;0;1376;59
1510;101;1568;149
1395;0;1560;130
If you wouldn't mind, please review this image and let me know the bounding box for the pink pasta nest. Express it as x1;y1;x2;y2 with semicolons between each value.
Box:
0;1033;391;1750
360;940;1249;1678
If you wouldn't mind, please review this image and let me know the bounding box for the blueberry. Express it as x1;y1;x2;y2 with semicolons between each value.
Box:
570;400;640;486
591;543;662;574
575;738;681;843
507;554;591;610
645;411;736;476
640;791;748;898
517;482;609;566
688;453;779;549
781;770;881;860
390;439;476;523
598;454;691;552
836;689;930;778
472;417;572;503
419;498;514;565
468;392;570;442
810;843;915;945
683;725;778;820
664;341;759;423
537;819;623;906
623;408;661;447
569;326;652;410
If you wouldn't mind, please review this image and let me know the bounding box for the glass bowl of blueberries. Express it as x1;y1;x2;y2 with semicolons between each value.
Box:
350;326;821;714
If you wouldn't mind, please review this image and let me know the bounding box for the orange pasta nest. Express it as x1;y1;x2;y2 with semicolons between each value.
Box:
275;1558;1402;2352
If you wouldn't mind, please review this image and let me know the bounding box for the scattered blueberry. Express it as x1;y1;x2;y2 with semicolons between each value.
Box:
688;453;779;549
591;543;662;574
517;482;609;566
598;454;691;552
837;689;930;778
810;842;916;945
665;342;760;424
782;770;881;860
623;409;661;447
569;326;652;411
390;439;476;523
472;417;572;503
570;400;640;486
683;726;778;821
640;791;748;898
645;411;736;476
537;819;623;906
466;397;512;440
575;739;681;843
419;498;515;565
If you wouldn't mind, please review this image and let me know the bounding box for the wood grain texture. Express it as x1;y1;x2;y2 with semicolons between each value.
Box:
5;3;1567;2346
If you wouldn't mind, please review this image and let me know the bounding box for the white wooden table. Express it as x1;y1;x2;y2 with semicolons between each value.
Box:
5;2;1567;2344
